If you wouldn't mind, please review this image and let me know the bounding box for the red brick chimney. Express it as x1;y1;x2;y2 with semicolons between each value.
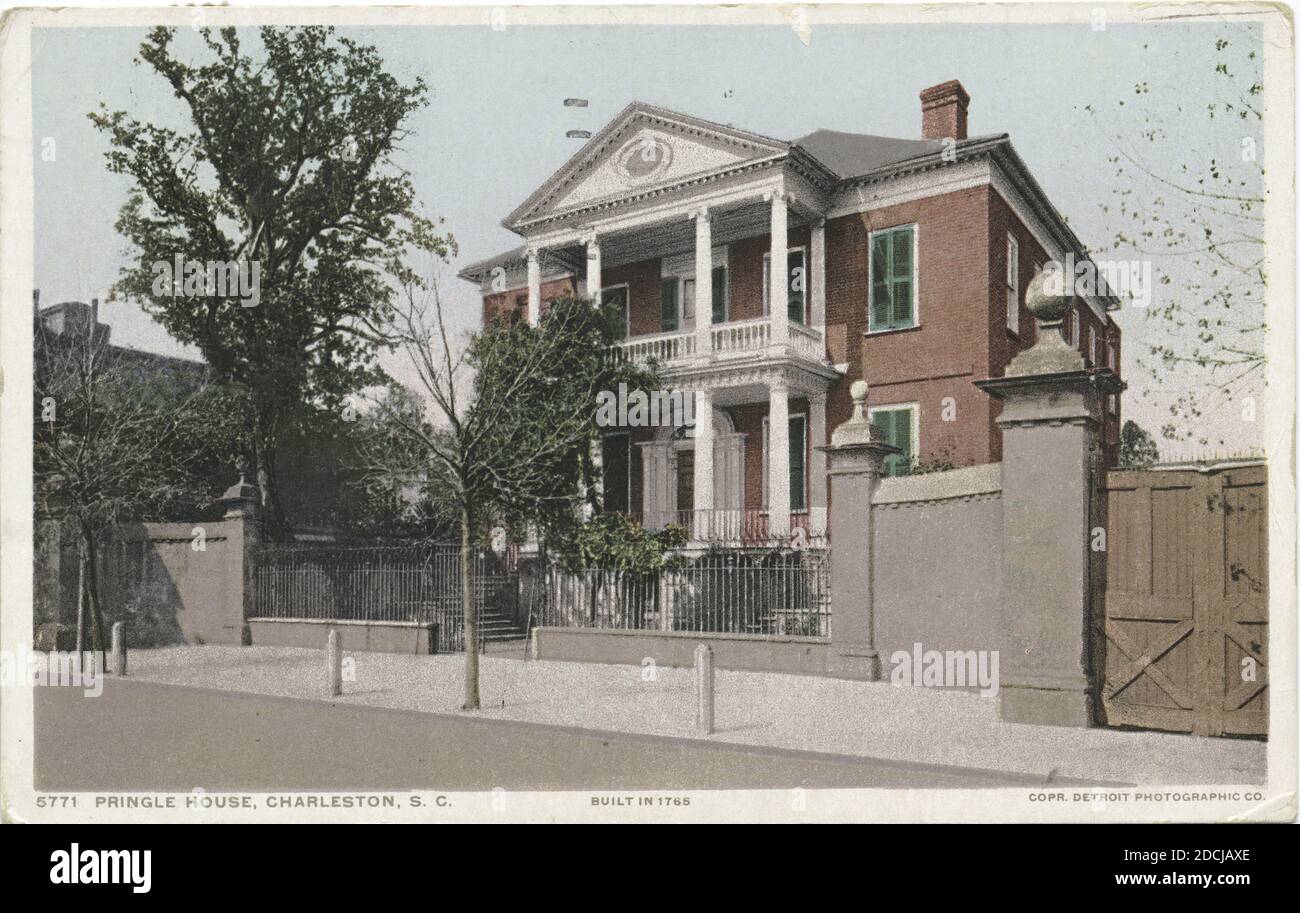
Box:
920;80;970;141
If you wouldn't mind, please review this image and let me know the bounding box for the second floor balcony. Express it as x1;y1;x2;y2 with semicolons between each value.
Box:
619;315;828;373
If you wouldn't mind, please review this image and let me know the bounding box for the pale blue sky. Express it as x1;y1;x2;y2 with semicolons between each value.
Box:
32;20;1266;456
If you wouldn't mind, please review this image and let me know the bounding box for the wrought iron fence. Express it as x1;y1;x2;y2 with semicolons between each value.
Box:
251;543;518;652
532;549;830;638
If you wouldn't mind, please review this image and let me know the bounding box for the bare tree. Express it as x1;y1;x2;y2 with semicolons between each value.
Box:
368;244;638;709
1085;26;1265;444
34;305;213;654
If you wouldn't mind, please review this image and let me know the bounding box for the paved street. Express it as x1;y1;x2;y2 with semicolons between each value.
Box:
109;646;1266;785
35;679;1062;791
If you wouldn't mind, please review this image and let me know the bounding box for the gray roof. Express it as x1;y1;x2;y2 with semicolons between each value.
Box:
795;129;1007;180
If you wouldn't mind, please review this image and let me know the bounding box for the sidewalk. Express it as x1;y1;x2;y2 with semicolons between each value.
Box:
126;645;1266;786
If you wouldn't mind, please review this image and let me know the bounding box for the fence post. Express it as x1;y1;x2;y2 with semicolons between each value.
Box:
975;272;1123;727
218;472;260;646
110;621;127;676
819;380;897;680
694;643;714;734
326;628;342;697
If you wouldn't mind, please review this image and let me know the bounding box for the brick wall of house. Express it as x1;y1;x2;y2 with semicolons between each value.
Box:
482;275;577;325
824;184;997;467
603;258;664;337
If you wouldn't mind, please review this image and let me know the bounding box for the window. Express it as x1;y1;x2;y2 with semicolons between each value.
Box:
761;414;808;512
601;433;631;514
711;265;728;324
869;404;918;477
1106;341;1120;414
1006;234;1020;334
1087;326;1098;367
1065;307;1077;345
602;284;630;339
762;248;808;325
661;252;727;330
869;225;916;332
660;277;678;332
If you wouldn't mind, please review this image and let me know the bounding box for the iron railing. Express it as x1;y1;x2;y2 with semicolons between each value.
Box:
532;549;830;638
251;543;518;652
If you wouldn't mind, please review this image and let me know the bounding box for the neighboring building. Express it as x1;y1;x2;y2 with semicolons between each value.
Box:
459;81;1122;544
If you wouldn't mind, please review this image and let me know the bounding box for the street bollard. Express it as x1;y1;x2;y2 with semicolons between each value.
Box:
110;622;127;676
694;643;714;734
326;628;342;697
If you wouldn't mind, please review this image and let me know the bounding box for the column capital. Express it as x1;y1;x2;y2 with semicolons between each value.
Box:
524;245;541;262
763;187;788;204
689;205;710;222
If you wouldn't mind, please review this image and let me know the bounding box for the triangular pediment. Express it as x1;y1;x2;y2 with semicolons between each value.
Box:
506;104;789;229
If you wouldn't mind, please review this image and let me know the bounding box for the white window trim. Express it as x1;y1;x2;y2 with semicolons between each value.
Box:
601;431;632;514
601;282;630;338
865;223;920;335
760;412;809;513
1006;234;1020;335
1087;326;1098;367
868;402;920;472
762;245;809;324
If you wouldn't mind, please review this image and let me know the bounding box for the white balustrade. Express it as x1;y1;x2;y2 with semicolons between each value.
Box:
619;317;825;366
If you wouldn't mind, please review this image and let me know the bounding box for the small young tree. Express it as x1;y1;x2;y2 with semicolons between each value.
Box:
371;242;652;709
34;310;215;654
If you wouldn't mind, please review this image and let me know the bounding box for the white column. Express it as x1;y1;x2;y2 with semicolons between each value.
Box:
810;218;826;333
768;189;789;346
768;377;791;538
526;247;541;325
809;392;828;537
693;207;713;359
586;235;601;306
692;389;714;540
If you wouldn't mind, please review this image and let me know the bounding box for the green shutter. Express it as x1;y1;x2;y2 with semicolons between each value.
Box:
892;409;912;474
788;250;805;325
660;277;678;332
875;408;913;477
870;228;915;331
870;234;892;330
891;228;913;328
711;266;726;324
788;416;806;511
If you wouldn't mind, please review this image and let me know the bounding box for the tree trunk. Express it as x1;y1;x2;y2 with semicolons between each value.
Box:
461;505;480;710
76;520;106;666
75;535;87;653
253;433;289;542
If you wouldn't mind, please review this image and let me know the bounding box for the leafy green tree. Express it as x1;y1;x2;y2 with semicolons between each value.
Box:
1118;419;1161;468
90;26;449;538
1085;27;1264;445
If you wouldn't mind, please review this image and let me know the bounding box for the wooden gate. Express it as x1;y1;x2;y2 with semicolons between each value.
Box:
1098;464;1268;737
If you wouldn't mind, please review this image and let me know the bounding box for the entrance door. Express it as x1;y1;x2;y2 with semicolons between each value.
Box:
1099;465;1268;737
